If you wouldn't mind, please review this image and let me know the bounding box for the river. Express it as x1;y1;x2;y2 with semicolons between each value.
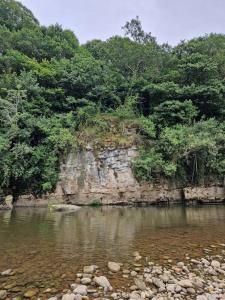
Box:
0;205;225;297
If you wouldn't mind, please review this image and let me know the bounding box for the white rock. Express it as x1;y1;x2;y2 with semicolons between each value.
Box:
48;298;57;300
196;296;208;300
211;260;220;268
1;269;12;276
94;276;112;291
62;294;76;300
83;265;96;274
108;262;121;272
131;271;137;277
73;285;87;296
111;292;119;299
81;278;91;285
134;256;142;262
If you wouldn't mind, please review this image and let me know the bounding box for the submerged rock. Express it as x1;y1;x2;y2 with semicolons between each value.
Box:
108;262;121;272
50;204;80;212
83;265;97;273
1;269;12;276
24;289;38;298
0;290;7;300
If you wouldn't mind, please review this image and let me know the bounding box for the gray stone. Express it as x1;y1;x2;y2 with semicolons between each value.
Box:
134;278;146;291
81;278;91;285
152;278;165;290
62;294;76;300
94;276;112;291
211;260;220;268
129;291;141;300
108;262;121;272
178;280;193;288
167;284;175;293
73;285;87;296
83;265;96;274
196;296;208;300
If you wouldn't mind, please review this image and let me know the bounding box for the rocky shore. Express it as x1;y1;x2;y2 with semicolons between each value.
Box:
1;247;225;300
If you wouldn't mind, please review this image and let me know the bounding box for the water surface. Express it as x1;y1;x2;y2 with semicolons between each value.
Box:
0;205;225;295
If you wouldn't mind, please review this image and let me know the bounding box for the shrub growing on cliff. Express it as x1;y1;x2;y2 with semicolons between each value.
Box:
133;119;225;185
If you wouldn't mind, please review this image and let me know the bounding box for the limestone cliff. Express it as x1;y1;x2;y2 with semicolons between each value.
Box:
54;146;179;205
14;145;225;207
53;145;225;205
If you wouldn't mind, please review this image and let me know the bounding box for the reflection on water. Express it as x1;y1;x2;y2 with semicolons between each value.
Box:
0;205;225;290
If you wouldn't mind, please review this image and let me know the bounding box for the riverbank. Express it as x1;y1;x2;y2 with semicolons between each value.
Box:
1;245;225;299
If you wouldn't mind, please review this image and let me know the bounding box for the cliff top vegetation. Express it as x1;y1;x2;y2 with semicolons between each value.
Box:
0;0;225;196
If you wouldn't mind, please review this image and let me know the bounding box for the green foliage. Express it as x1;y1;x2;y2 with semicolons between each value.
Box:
152;100;198;130
0;0;225;196
134;119;225;185
0;0;39;31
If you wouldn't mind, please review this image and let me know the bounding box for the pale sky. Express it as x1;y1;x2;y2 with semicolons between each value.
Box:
20;0;225;45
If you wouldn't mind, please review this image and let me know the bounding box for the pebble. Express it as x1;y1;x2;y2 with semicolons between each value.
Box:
211;260;220;268
24;289;38;298
73;285;87;296
0;290;7;300
94;276;112;291
83;265;96;274
81;278;91;285
62;293;76;300
1;269;12;276
108;262;121;272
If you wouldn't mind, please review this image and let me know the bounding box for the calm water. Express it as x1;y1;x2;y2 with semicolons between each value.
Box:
0;205;225;296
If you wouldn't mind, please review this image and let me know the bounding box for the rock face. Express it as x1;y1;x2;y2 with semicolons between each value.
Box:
184;186;225;203
55;146;183;205
54;146;225;205
13;145;225;206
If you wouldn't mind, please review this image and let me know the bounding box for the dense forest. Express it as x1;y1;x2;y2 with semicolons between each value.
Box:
0;0;224;197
